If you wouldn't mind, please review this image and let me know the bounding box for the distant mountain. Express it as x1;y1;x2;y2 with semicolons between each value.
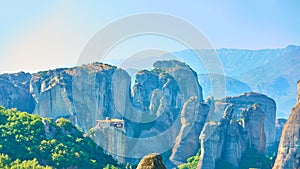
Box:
116;45;299;118
198;74;252;98
169;45;300;118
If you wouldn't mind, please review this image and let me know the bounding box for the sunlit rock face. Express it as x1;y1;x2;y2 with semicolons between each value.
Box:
127;60;206;166
169;97;209;166
29;63;130;131
273;81;300;169
136;153;167;169
0;60;279;168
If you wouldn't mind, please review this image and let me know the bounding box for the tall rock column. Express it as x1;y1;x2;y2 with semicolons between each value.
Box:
273;81;300;169
169;97;209;166
297;80;300;102
221;92;276;148
197;105;234;169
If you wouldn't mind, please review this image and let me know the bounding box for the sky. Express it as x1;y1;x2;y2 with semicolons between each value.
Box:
0;0;299;73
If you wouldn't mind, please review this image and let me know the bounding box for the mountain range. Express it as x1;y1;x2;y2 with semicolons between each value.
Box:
121;45;300;118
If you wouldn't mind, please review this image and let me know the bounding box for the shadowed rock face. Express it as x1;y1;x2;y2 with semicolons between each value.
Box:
0;72;35;113
197;103;266;169
221;92;276;148
169;97;209;166
273;81;300;169
137;153;167;169
242;105;266;153
127;60;206;166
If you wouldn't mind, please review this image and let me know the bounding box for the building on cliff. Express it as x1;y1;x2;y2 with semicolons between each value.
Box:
96;117;125;130
92;117;126;163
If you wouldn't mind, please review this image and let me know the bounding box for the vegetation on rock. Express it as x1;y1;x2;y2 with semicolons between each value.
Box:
178;150;200;169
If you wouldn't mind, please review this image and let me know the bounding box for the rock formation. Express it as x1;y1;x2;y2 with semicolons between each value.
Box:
0;72;35;113
29;63;131;131
197;103;266;169
273;81;300;169
127;60;205;165
221;92;276;148
242;105;266;153
169;97;209;166
0;60;207;165
197;105;236;169
205;96;231;122
137;153;167;169
0;60;278;167
90;118;126;163
132;70;160;110
153;60;203;103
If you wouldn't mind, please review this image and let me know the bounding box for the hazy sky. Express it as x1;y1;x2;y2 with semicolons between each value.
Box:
0;1;299;73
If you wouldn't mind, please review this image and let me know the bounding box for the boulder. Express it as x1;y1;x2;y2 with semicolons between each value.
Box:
137;153;167;169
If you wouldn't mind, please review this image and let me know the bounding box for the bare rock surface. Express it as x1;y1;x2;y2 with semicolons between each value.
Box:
137;153;167;169
273;81;300;169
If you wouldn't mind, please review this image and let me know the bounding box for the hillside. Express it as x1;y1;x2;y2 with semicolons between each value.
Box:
0;106;120;169
198;74;251;98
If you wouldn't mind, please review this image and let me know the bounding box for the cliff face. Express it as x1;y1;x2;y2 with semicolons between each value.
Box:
29;63;131;131
90;118;126;163
0;61;207;165
127;60;206;166
273;81;300;169
197;105;237;169
0;72;35;113
242;105;266;153
221;92;276;148
197;99;267;168
0;60;278;167
169;97;209;166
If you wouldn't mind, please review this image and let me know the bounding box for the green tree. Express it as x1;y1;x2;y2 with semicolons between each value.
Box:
0;106;120;169
178;150;200;169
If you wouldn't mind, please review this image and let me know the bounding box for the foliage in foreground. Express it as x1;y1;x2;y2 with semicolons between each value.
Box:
178;150;200;169
0;106;120;169
179;146;276;169
0;154;51;169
